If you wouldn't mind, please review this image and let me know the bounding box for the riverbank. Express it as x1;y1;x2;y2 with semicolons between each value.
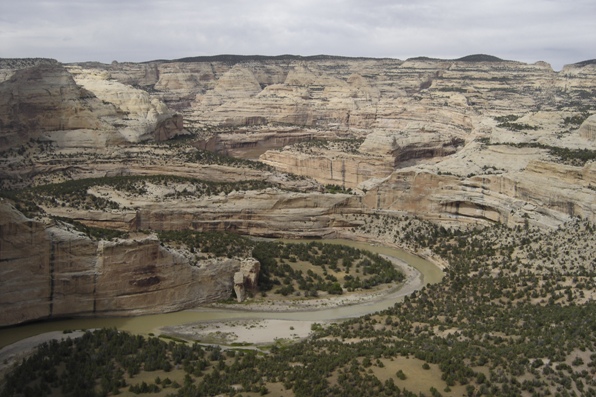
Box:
0;238;440;370
203;254;421;313
0;331;86;381
162;318;319;346
158;254;422;345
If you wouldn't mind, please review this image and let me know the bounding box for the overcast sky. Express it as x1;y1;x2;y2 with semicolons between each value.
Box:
1;0;594;70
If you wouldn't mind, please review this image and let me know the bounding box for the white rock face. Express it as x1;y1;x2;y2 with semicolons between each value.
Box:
579;115;596;141
0;63;109;150
233;258;260;302
68;66;183;143
0;62;185;151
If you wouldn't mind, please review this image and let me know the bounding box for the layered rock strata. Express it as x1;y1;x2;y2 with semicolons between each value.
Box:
362;158;596;228
3;55;595;228
1;55;596;327
42;188;362;237
233;259;260;302
0;62;184;151
260;149;394;189
0;202;260;326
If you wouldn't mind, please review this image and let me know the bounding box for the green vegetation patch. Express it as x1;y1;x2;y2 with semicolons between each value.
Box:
562;112;591;127
156;231;405;296
157;230;255;259
52;216;129;241
456;54;504;62
479;138;596;167
494;115;538;131
186;148;275;172
496;122;538;131
292;138;365;155
253;240;404;296
324;184;352;194
494;115;521;123
0;328;265;397
0;175;278;215
510;142;596;166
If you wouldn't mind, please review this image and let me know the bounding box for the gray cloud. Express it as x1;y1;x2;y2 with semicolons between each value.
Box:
1;0;594;69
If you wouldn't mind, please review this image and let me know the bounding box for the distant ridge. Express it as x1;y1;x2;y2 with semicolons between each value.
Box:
573;59;596;67
0;58;58;68
152;54;387;64
157;54;506;64
407;54;507;63
455;54;504;62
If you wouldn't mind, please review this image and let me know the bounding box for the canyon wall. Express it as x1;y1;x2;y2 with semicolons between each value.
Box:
0;202;259;326
362;158;596;228
42;188;363;237
0;61;185;152
1;55;596;325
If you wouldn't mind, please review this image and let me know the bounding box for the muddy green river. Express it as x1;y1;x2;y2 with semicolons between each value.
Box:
0;239;443;349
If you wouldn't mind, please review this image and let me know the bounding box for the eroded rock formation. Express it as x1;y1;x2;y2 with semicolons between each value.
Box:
0;62;185;151
233;258;260;302
579;115;596;141
0;202;260;326
1;54;596;326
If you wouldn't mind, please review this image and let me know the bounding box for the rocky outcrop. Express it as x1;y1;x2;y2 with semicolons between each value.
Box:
579;115;596;141
30;177;363;240
0;202;262;326
191;61;382;128
260;149;394;189
127;189;361;237
94;240;256;315
0;63;109;150
233;258;260;302
0;200;53;326
363;159;596;228
0;61;185;151
66;65;186;143
198;65;263;107
206;127;315;158
233;272;246;303
391;136;466;167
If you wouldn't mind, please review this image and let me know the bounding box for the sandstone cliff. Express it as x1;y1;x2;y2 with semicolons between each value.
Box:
0;201;259;326
36;185;362;238
0;62;109;150
3;55;595;228
1;54;596;327
0;61;185;152
362;157;596;228
579;115;596;141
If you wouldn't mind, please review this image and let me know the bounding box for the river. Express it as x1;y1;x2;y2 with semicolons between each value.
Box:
0;239;443;349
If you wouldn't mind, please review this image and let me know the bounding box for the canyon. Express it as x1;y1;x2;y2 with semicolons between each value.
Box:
0;55;595;326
